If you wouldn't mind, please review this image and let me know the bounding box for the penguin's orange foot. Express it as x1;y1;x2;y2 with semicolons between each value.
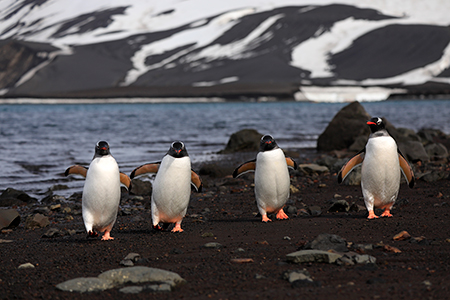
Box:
171;224;184;233
101;232;114;241
262;215;272;222
87;230;99;238
367;211;379;219
153;224;163;231
381;210;393;218
276;209;289;220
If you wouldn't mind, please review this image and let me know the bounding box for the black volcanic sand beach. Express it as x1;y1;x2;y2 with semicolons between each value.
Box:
1;154;450;300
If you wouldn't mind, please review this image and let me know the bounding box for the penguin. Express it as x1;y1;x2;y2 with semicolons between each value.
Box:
233;135;298;222
65;141;131;240
130;141;202;232
337;117;415;219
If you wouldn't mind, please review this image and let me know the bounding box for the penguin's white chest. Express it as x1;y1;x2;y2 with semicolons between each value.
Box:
152;156;191;221
361;136;400;206
255;149;290;212
82;156;120;229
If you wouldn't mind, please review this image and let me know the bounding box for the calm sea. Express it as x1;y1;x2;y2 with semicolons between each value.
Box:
0;99;449;199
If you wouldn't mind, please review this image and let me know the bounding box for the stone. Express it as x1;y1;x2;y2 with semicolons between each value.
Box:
203;242;223;249
398;141;429;162
298;164;329;175
0;209;20;230
283;269;313;283
286;249;343;264
420;171;449;182
119;286;143;294
98;266;186;288
305;233;348;252
199;163;233;178
0;188;37;207
339;164;361;185
129;178;152;196
393;230;411;241
221;129;262;153
124;253;141;262
25;214;50;229
56;278;114;293
353;254;376;264
42;228;62;238
425;143;448;160
18;263;35;269
348;135;368;152
317;101;371;151
308;206;322;216
328;200;350;212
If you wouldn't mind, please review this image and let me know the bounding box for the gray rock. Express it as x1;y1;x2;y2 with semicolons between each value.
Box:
317;101;371;151
328;200;350;212
119;286;143;294
283;269;313;283
298;164;329;175
18;262;35;269
339;164;361;185
221;129;262;153
120;260;135;267
336;256;355;266
202;242;223;249
348;135;368;152
146;283;172;292
420;171;449;182
398;141;429;162
286;249;343;264
98;266;186;288
0;209;20;230
308;206;322;216
25;214;50;229
199;163;233;178
42;228;62;238
0;188;37;207
354;254;376;264
425;143;448;160
56;278;114;293
305;233;348;252
129;178;152;196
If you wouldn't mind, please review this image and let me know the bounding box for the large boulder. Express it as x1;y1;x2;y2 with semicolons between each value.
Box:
220;129;262;153
0;188;37;207
317;102;371;151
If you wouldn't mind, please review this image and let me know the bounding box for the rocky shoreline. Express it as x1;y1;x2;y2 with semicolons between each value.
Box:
1;102;449;299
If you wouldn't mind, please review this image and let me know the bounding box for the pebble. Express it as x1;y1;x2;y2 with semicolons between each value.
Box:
203;242;223;249
286;249;343;264
393;230;411;241
0;239;13;243
25;214;50;229
57;266;186;293
18;263;35;269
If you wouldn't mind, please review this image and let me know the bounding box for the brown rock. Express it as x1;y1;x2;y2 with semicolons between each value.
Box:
393;230;411;241
25;214;50;229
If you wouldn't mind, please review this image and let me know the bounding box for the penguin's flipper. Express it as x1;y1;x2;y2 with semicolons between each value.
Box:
130;162;161;179
120;172;132;190
232;159;256;178
191;170;203;192
398;152;415;188
286;157;298;170
65;165;88;177
337;151;365;183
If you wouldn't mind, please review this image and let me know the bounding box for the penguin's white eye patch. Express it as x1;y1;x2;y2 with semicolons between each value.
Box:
377;118;382;125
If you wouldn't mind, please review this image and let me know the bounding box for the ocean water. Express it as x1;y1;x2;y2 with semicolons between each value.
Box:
0;99;449;199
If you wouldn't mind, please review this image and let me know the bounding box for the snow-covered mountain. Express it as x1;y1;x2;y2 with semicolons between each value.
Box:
1;0;450;101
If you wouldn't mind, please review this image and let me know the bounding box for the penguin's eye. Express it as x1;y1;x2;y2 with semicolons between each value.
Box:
377;118;382;125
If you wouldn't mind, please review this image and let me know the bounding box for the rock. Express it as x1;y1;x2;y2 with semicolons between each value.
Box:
230;258;254;263
298;164;329;175
286;249;343;264
0;188;37;207
285;205;297;215
119;286;143;294
339;164;361;185
0;239;13;243
25;214;50;229
203;242;223;249
199;163;233;178
317;101;371;151
98;266;186;288
328;200;350;212
50;204;61;211
18;263;35;269
41;194;66;204
393;230;411;241
129;178;152;196
398;141;430;162
119;283;172;293
120;253;141;266
349;202;366;212
0;209;20;230
201;232;215;238
283;269;313;283
305;233;348;252
348;135;368;152
353;254;376;264
420;171;449;182
56;278;114;293
425;143;448;160
120;260;135;267
308;206;322;216
42;228;62;238
221;129;262;153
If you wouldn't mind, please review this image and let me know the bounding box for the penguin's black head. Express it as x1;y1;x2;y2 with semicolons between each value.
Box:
367;117;385;133
95;141;110;156
259;135;278;152
168;141;188;158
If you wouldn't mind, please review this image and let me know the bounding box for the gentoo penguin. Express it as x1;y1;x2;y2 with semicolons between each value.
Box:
130;141;202;232
65;141;131;240
233;135;298;222
338;117;415;219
